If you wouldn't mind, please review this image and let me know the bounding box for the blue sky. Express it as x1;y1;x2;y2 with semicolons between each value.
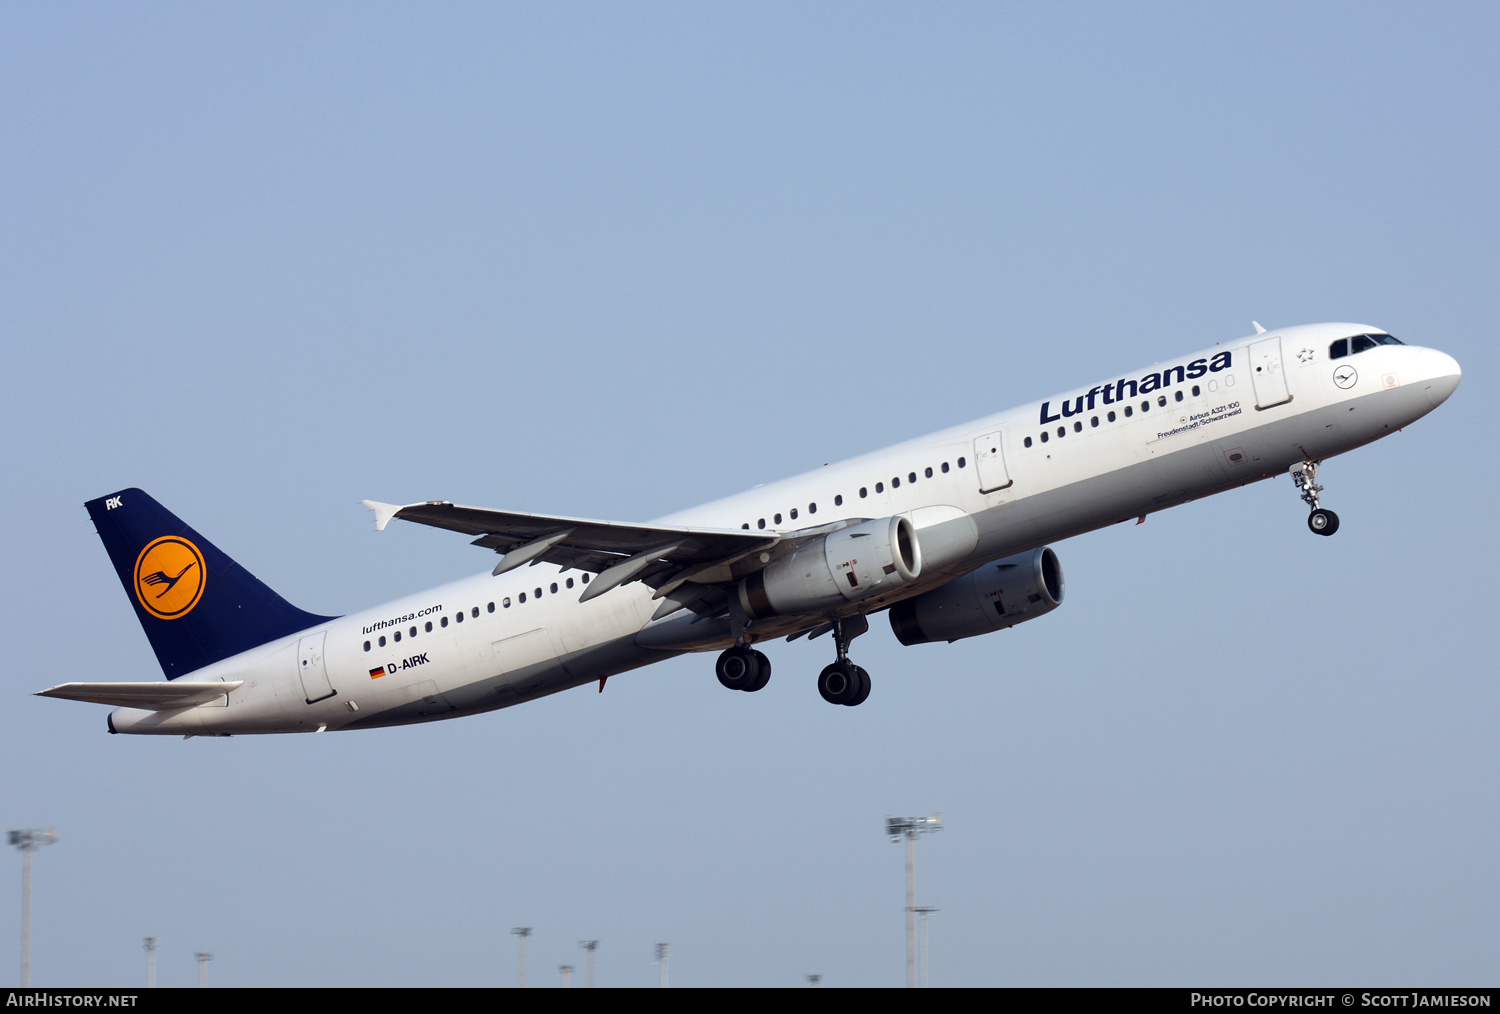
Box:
1;3;1496;986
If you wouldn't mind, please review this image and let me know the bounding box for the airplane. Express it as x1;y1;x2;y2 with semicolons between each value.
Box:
40;322;1460;736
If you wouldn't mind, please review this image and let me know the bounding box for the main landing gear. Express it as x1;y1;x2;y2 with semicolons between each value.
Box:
716;644;771;692
817;616;871;707
712;614;872;706
1291;459;1339;536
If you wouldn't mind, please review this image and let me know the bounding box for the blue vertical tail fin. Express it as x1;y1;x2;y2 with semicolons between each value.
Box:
86;488;336;679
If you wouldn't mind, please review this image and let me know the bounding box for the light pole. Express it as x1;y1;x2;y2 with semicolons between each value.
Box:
885;813;942;988
511;927;532;987
559;964;573;988
195;952;212;988
9;829;57;988
654;942;670;988
913;907;938;988
579;940;597;988
143;937;158;988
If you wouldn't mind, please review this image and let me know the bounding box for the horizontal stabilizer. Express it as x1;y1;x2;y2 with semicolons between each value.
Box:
36;681;242;710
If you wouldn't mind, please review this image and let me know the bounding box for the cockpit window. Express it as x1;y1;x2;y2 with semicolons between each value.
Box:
1334;333;1404;360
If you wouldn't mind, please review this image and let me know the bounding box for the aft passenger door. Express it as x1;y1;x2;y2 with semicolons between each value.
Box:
1249;337;1292;409
973;430;1013;493
297;631;336;704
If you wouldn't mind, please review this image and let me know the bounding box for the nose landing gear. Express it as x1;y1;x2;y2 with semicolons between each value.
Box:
1292;459;1339;536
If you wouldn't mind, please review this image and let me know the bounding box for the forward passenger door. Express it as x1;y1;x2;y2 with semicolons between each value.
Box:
973;430;1013;493
1249;337;1292;409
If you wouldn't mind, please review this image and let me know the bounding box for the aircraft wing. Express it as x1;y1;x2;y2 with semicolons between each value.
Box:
363;500;859;611
37;681;243;710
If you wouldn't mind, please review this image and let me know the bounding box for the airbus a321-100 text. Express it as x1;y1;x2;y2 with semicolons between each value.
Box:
42;323;1460;735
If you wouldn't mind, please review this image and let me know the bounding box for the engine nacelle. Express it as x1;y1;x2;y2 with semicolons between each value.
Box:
888;546;1064;645
739;516;922;619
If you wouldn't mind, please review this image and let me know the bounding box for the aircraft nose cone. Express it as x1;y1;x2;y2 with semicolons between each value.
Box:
1422;349;1461;407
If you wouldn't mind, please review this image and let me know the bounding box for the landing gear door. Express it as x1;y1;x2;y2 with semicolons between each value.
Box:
1249;336;1292;409
973;430;1013;493
297;630;336;704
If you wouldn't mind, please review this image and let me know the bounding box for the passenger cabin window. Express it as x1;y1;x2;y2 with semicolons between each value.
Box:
835;495;844;506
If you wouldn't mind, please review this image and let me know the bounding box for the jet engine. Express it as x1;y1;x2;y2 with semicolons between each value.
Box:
888;546;1064;645
738;516;922;619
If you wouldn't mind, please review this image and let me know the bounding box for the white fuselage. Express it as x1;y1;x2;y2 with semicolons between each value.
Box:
108;324;1461;735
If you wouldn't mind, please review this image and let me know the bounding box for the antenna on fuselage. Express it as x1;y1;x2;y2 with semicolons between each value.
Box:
1252;321;1267;333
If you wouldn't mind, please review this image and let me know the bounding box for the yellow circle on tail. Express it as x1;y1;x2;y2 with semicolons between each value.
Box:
133;536;206;620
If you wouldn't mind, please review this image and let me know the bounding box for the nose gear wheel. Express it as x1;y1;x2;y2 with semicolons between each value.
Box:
1308;508;1339;536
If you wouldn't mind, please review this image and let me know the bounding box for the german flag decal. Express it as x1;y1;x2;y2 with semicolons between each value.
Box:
369;666;385;679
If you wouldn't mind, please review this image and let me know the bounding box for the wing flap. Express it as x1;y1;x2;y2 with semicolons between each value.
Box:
37;681;243;710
